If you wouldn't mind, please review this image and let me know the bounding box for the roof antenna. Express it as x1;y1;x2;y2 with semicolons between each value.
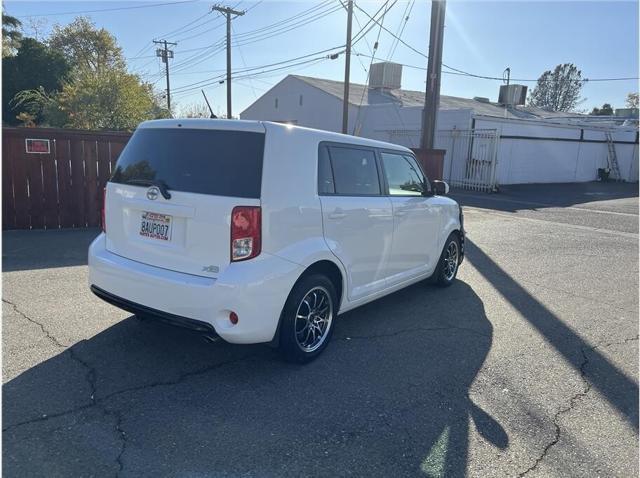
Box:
201;89;217;118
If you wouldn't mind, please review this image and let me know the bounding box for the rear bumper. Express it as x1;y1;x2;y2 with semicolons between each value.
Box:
88;233;304;344
90;285;217;335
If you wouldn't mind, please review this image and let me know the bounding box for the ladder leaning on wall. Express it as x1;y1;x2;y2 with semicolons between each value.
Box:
604;131;622;181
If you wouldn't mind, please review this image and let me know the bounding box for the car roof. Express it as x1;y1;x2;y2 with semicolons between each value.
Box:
138;119;413;154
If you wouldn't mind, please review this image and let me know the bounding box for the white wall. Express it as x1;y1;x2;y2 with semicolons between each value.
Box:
474;116;639;184
240;76;359;134
360;106;472;148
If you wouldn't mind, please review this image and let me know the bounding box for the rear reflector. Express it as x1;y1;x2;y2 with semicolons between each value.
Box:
229;311;239;324
230;206;261;262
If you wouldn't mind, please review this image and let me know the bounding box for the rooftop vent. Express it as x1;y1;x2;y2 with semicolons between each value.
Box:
498;84;527;106
370;62;402;90
614;107;639;118
473;96;490;103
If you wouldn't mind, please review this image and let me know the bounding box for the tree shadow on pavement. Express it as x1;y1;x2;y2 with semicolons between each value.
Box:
2;228;100;272
3;280;506;477
465;237;639;431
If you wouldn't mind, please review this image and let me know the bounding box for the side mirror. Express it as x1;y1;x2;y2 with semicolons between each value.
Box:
432;180;450;196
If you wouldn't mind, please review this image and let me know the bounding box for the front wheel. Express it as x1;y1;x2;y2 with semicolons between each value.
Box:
432;233;461;287
278;274;337;363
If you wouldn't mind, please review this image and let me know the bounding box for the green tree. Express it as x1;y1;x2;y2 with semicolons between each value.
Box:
626;92;639;109
528;63;585;112
14;17;169;130
44;69;163;130
2;37;71;125
590;103;614;116
2;11;22;57
48;16;125;73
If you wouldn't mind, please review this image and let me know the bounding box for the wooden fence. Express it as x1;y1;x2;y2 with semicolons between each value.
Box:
2;127;131;230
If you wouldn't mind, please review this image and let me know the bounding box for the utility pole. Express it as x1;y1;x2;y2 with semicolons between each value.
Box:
154;39;177;114
342;0;353;134
212;4;245;119
420;0;446;150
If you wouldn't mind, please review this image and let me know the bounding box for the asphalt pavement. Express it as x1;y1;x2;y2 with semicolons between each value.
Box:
3;182;638;477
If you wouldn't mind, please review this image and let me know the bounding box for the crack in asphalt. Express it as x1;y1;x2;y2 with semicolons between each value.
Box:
517;335;639;477
2;298;68;349
3;352;264;433
7;293;638;477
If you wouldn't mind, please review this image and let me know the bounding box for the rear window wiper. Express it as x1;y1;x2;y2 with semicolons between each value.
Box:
124;179;172;199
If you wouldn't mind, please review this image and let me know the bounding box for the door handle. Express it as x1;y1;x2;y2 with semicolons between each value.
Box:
394;211;407;217
328;211;347;220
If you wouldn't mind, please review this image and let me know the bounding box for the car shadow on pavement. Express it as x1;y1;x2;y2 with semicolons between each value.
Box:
3;280;506;476
465;238;639;431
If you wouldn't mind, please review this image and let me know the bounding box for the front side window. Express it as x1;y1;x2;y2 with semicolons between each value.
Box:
327;146;380;195
380;152;426;196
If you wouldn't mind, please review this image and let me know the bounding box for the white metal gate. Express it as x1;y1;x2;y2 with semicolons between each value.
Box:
383;128;500;192
435;129;499;192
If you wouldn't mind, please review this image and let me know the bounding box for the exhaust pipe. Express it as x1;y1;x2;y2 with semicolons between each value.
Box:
202;334;220;344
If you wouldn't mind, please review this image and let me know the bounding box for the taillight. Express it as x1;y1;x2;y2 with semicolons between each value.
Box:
101;187;107;233
230;206;261;262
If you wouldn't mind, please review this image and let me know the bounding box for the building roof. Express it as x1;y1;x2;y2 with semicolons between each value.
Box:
290;74;587;121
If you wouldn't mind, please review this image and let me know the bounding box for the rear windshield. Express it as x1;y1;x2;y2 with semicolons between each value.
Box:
111;128;265;198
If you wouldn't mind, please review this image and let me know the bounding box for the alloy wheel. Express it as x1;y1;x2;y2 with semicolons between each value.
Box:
294;286;333;353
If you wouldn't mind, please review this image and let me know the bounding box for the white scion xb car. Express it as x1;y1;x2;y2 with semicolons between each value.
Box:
89;119;464;362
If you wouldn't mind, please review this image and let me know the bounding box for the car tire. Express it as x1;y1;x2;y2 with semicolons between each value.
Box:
278;274;338;364
431;233;461;287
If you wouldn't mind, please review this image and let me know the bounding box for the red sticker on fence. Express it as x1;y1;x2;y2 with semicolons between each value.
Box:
25;139;50;154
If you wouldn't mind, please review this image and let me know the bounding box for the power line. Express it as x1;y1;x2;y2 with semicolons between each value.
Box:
353;54;639;83
171;45;345;94
351;3;639;84
16;0;199;18
387;0;414;59
353;0;396;134
169;1;343;74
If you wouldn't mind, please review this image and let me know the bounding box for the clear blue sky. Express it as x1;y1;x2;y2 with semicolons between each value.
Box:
5;0;639;116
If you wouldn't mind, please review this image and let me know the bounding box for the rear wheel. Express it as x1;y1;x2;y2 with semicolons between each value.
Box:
432;233;461;287
278;274;337;363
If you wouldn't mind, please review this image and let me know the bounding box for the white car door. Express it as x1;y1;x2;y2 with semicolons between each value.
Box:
379;151;442;284
318;144;394;301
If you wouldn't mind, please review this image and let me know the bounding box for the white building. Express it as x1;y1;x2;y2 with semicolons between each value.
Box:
240;62;639;189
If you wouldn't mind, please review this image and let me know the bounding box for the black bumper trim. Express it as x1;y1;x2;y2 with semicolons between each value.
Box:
90;285;218;335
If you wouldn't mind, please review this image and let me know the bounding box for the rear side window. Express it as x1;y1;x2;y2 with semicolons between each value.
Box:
322;145;380;196
111;128;265;198
318;145;335;194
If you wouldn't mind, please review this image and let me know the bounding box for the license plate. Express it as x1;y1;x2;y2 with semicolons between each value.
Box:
140;212;172;241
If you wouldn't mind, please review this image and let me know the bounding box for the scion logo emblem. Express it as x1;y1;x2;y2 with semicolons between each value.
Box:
146;186;160;200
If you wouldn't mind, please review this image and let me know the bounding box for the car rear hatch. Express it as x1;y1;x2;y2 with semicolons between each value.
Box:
105;120;265;279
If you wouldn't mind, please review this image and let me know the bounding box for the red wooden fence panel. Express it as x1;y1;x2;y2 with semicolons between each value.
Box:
56;139;74;228
69;138;86;227
2;127;131;230
84;140;100;227
2;133;16;229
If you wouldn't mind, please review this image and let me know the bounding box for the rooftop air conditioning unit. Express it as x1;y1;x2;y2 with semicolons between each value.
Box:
614;107;639;118
370;62;403;90
498;84;527;106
